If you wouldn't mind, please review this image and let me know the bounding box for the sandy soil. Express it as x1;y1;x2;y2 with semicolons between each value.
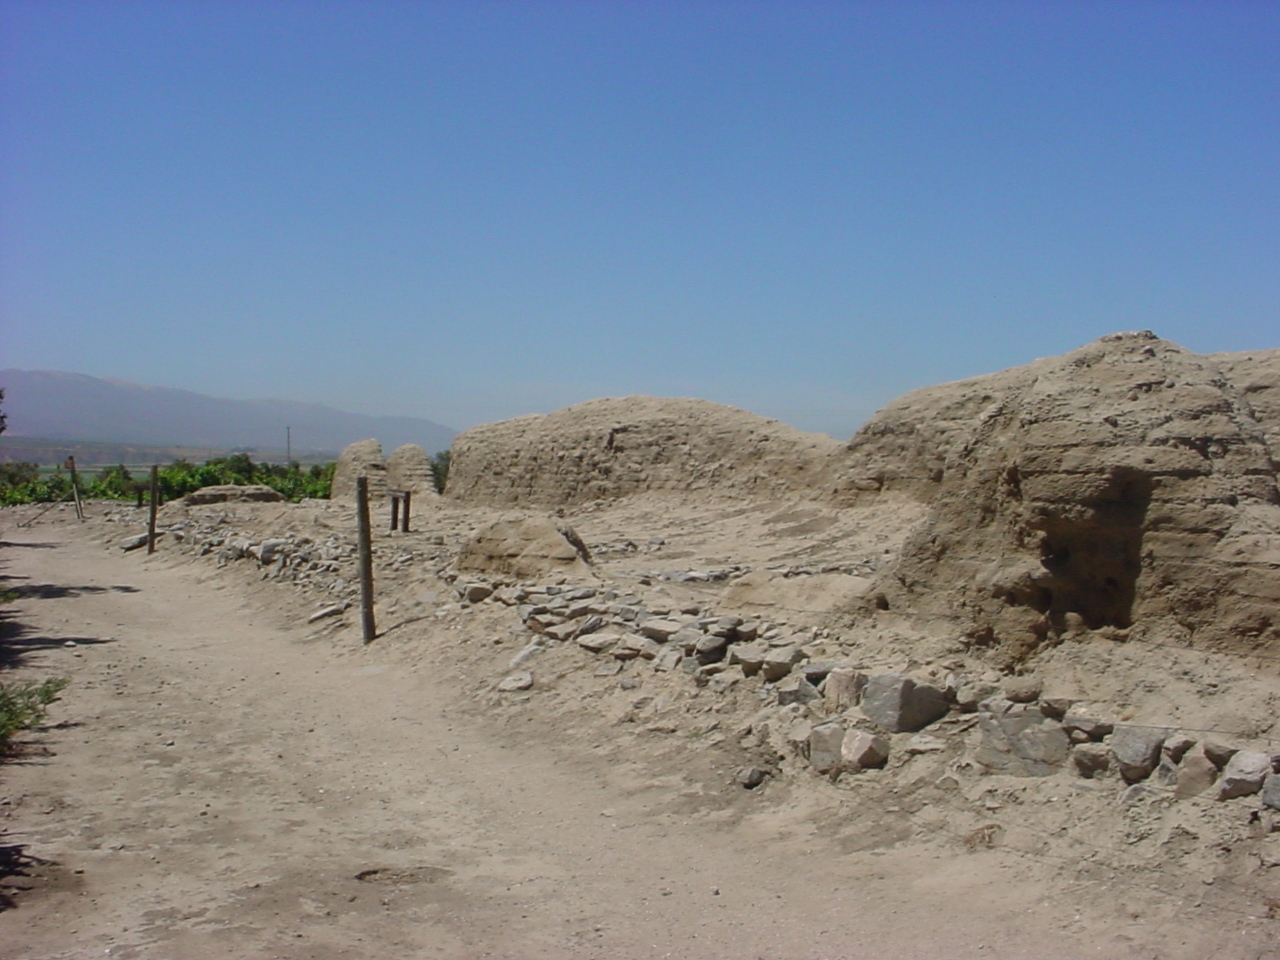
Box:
0;510;1276;959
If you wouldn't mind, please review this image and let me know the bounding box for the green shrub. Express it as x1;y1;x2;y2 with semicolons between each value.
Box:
431;450;450;493
87;463;134;499
0;462;39;487
0;463;71;506
0;678;69;750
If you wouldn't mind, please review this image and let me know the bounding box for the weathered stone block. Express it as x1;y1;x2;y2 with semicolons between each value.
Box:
1216;750;1271;800
822;667;866;714
808;721;845;774
975;705;1070;777
1061;714;1114;741
671;626;706;653
761;646;804;683
1262;773;1280;811
638;618;684;641
1003;676;1043;703
955;681;1000;712
1110;726;1169;784
543;620;581;642
861;674;949;733
652;646;683;673
729;643;768;675
1071;742;1112;779
776;676;821;707
577;630;621;653
840;730;890;771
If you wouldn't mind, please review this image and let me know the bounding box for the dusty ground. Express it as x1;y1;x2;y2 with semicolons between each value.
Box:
1;503;1278;959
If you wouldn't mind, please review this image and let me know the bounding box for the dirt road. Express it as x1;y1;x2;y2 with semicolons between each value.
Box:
0;519;1263;959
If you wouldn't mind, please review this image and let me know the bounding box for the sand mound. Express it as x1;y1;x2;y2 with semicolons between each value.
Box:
445;396;841;506
845;331;1280;662
454;516;594;580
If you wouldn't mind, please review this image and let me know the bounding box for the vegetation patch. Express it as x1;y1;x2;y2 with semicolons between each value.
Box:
0;678;68;751
0;455;335;506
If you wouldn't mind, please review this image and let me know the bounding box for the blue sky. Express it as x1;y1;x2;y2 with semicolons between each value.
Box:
2;1;1277;439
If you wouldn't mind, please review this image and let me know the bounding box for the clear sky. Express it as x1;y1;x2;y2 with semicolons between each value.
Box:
2;1;1277;439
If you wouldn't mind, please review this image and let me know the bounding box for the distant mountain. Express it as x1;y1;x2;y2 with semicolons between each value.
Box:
0;370;456;458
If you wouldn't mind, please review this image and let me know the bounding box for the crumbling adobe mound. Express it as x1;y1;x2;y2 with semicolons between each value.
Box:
330;439;388;501
445;396;841;506
1213;348;1280;461
385;443;440;499
849;331;1280;661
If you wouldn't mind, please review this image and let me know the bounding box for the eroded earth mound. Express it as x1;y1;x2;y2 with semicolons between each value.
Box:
446;396;841;506
330;438;388;501
839;332;1280;665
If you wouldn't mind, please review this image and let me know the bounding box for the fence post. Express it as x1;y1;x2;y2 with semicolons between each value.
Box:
147;465;159;554
66;456;84;521
389;494;400;533
401;490;411;533
356;476;377;643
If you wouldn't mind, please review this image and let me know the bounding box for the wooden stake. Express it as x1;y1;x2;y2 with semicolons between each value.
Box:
389;494;400;533
147;465;159;554
356;475;376;643
401;490;411;533
66;455;84;521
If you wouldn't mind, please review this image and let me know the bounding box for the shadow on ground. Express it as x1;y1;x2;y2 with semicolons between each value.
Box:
0;843;57;913
0;575;121;670
0;611;115;670
4;583;138;599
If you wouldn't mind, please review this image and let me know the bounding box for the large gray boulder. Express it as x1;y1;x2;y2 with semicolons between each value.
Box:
1262;773;1280;811
1215;750;1272;800
974;704;1070;777
1109;726;1169;784
860;674;949;733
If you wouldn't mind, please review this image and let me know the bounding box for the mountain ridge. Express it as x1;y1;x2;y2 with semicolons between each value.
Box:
0;369;456;456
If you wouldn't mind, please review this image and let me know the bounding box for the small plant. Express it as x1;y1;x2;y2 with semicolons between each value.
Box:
0;678;69;750
431;450;451;493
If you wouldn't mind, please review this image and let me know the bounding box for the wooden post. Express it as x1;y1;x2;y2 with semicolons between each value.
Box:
147;465;159;554
401;490;411;533
135;484;145;509
389;494;400;533
356;475;376;643
65;456;84;521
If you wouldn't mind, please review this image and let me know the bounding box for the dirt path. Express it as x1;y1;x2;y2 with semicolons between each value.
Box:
0;521;1258;959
